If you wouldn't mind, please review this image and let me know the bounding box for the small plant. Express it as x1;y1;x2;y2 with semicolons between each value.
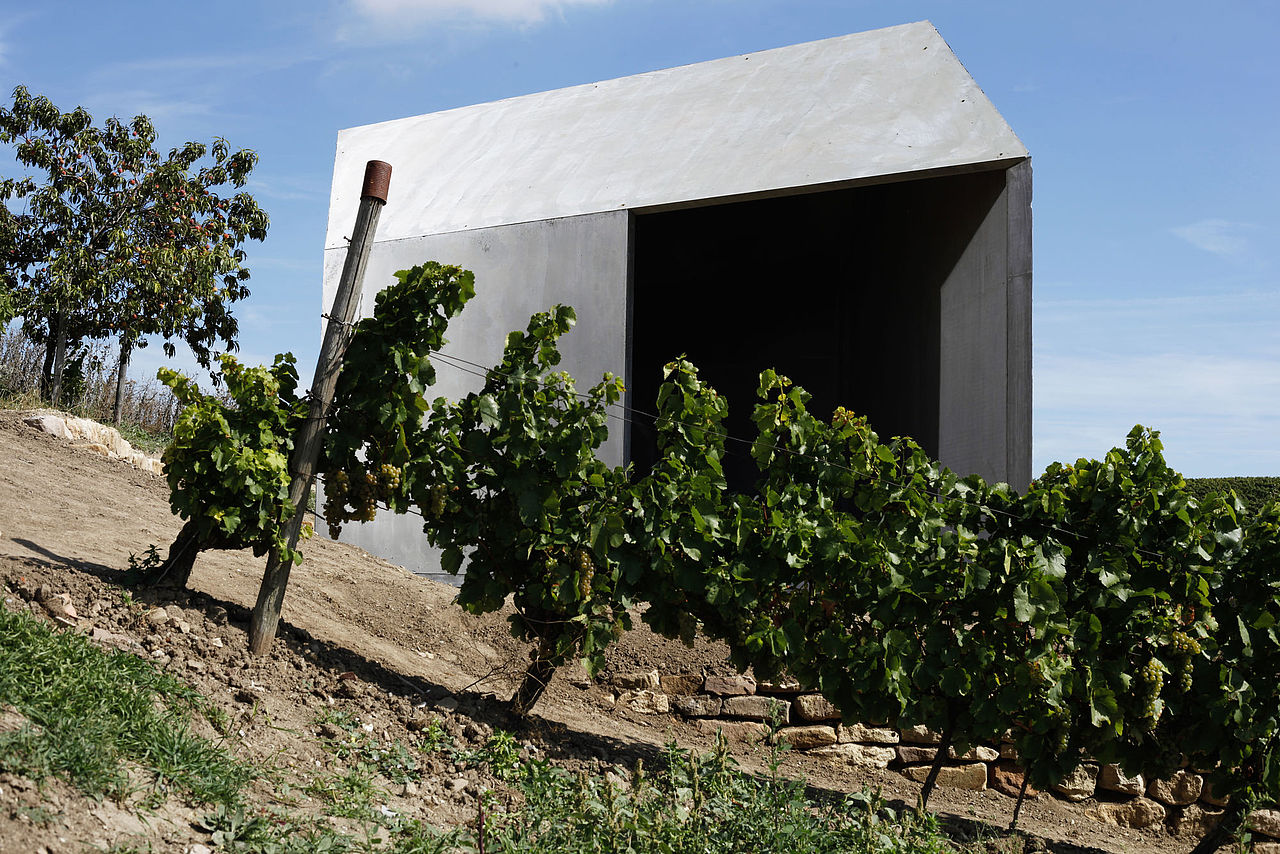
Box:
314;709;423;785
126;544;163;577
304;764;384;819
481;729;522;780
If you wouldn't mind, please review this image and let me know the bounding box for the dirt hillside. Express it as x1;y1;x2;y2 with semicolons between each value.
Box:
0;410;1217;853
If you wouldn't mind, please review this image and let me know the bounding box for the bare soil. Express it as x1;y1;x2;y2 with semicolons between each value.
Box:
0;410;1226;853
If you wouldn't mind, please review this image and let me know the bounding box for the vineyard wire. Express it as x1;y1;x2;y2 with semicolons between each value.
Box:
425;350;1184;565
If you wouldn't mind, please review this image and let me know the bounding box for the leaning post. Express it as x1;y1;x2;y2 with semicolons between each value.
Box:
248;159;392;656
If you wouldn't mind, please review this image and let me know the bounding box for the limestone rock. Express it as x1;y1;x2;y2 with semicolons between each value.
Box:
65;416;132;458
617;689;669;714
777;725;837;750
1200;780;1229;807
897;745;939;765
722;695;789;723
901;763;988;791
952;745;999;762
900;725;942;744
810;743;896;769
145;607;170;627
989;762;1040;800
1249;808;1280;840
659;673;703;695
1098;763;1145;796
672;695;722;718
1051;764;1098;802
1087;797;1166;829
1147;770;1203;807
756;677;803;694
23;414;70;441
702;675;755;696
838;723;899;744
613;670;659;691
791;694;841;722
694;718;768;743
1171;803;1222;839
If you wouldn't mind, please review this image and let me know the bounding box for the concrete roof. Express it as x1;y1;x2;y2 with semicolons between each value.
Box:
325;21;1027;249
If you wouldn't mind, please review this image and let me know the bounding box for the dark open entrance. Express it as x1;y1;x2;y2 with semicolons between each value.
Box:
628;168;1006;490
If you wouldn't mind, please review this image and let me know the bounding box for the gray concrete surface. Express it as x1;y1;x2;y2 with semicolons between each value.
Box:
325;21;1026;247
323;213;630;581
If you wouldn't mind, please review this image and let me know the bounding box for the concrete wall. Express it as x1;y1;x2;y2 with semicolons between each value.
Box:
938;161;1032;489
322;211;630;581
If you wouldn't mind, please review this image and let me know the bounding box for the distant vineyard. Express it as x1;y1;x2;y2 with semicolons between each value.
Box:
1185;476;1280;511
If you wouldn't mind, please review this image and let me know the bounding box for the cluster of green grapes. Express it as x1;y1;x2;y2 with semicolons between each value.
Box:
1053;723;1070;756
573;548;595;599
321;462;404;538
427;483;447;518
1139;657;1166;727
1167;630;1202;656
1167;631;1201;692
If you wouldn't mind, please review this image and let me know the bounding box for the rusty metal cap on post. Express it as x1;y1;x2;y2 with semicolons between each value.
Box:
360;160;392;203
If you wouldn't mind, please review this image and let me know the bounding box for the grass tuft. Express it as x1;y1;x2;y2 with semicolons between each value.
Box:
0;603;249;804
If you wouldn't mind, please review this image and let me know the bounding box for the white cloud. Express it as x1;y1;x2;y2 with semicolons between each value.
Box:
84;89;215;122
1171;218;1253;257
246;177;325;202
348;0;614;26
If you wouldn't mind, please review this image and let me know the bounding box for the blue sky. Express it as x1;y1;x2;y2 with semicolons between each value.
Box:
2;0;1276;478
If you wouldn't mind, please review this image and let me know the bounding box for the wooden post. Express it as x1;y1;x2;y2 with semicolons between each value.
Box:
248;159;392;656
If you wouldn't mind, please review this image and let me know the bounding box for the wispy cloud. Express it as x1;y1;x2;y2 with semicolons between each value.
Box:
245;174;326;201
82;89;216;122
347;0;614;27
1033;289;1280;476
1171;218;1254;258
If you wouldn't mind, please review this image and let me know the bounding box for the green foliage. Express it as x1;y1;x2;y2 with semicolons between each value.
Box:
418;304;630;679
0;603;249;803
0;84;268;376
1186;476;1280;513
1004;430;1227;785
322;261;474;530
159;352;309;564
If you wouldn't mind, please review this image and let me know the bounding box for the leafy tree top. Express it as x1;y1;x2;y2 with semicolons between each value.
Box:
0;84;268;364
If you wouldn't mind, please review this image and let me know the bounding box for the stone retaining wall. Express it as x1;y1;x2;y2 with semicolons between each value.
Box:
21;413;163;476
605;669;1278;848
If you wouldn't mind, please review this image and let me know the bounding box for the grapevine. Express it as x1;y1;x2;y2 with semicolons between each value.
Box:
152;257;1280;853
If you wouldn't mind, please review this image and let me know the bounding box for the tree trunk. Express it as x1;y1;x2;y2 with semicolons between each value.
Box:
510;645;558;718
144;521;202;588
113;336;132;425
917;721;957;810
1009;772;1030;831
38;317;57;399
49;312;68;407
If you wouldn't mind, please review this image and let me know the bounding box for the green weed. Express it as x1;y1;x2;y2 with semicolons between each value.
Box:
479;735;954;854
0;604;249;805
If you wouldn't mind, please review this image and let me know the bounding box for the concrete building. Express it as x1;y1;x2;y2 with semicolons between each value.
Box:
323;20;1031;579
